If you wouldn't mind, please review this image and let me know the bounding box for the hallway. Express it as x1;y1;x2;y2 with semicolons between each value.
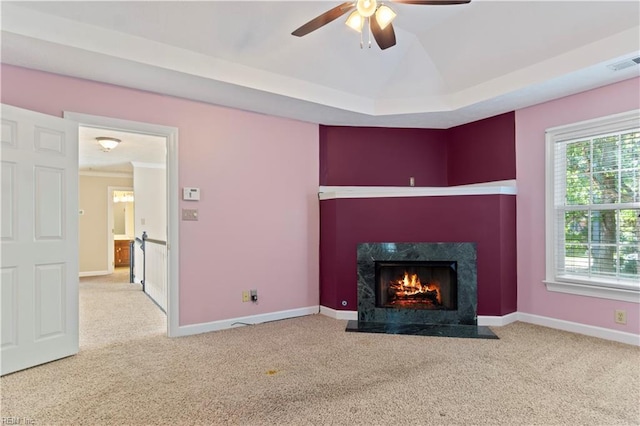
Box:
80;268;165;349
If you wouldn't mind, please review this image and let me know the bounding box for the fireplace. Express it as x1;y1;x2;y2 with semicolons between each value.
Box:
348;242;496;338
376;261;457;310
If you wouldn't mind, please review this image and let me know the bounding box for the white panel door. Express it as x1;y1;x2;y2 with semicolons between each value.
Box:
1;104;79;376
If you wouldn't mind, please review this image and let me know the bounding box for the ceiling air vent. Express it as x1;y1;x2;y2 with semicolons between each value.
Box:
607;56;640;71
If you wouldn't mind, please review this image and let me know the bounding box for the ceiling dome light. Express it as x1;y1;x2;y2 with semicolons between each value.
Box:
356;0;377;17
375;4;396;30
345;10;365;32
96;137;121;152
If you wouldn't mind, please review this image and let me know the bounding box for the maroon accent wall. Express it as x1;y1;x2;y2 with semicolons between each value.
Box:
320;112;516;187
447;112;516;186
319;113;518;315
319;126;449;187
499;196;518;311
319;195;517;316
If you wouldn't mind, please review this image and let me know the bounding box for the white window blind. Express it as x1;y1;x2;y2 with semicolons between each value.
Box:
546;110;640;295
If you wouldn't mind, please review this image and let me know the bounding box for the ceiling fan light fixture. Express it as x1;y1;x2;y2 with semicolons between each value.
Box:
356;0;377;17
292;0;470;50
375;4;396;30
345;10;365;32
96;137;121;152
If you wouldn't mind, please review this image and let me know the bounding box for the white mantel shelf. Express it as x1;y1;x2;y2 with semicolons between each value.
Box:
319;180;517;200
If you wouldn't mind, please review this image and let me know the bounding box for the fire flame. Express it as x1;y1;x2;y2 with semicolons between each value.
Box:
390;271;441;303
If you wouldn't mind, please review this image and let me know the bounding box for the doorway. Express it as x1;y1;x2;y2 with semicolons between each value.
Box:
67;111;179;339
108;187;135;275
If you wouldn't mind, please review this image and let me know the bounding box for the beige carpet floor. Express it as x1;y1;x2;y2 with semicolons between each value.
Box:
1;274;639;425
78;267;166;349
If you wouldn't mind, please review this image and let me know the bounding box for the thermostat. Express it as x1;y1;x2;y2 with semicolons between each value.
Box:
183;187;200;201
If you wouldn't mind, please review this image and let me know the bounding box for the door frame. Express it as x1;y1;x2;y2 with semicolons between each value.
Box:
65;112;179;337
107;185;134;274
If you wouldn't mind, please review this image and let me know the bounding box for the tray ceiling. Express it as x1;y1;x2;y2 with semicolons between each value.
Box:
2;1;639;128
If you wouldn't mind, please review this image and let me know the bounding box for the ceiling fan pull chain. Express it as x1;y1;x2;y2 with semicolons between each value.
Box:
360;28;364;49
368;17;372;48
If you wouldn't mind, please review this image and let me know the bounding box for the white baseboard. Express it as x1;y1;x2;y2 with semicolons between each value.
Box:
173;306;320;337
320;306;358;320
79;270;110;277
317;308;638;346
172;306;639;346
478;312;519;326
518;313;639;346
319;306;519;325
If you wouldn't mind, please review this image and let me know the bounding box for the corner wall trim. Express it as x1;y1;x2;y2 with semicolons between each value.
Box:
320;306;358;321
319;180;517;200
477;313;519;326
518;312;639;346
79;270;110;277
173;306;320;337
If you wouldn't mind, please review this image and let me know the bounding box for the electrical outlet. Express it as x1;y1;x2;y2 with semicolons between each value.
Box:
615;309;627;325
242;291;250;303
250;289;258;302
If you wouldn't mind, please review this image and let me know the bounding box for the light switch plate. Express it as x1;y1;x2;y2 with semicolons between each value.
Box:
183;187;200;201
182;209;198;221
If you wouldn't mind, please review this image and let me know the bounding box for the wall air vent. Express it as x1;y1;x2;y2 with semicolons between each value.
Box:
607;56;640;71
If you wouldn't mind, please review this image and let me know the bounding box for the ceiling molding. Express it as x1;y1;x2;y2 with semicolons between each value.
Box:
2;2;639;129
131;162;166;170
79;171;133;178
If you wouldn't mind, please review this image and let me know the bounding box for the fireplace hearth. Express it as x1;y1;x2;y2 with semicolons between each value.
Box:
347;242;498;339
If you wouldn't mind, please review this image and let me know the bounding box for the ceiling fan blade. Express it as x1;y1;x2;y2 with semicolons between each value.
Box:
370;16;396;50
392;0;471;4
292;2;356;37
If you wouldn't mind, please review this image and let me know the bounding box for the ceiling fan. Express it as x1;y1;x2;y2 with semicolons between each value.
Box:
292;0;471;50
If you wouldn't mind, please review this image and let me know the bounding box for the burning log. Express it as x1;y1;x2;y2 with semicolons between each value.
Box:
387;271;442;306
396;289;440;305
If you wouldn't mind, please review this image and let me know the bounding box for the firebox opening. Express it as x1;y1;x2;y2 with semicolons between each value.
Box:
375;261;458;310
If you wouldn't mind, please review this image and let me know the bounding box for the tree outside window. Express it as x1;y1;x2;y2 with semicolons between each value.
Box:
543;106;639;301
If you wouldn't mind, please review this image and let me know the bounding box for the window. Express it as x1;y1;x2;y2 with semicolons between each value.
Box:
545;110;639;302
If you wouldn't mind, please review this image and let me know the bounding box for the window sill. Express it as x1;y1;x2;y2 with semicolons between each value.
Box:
544;280;640;303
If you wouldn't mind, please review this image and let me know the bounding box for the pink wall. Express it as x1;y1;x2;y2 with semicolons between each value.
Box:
515;77;640;334
1;65;320;326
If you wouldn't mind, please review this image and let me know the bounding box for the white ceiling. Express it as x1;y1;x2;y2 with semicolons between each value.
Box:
79;127;166;173
2;0;640;131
